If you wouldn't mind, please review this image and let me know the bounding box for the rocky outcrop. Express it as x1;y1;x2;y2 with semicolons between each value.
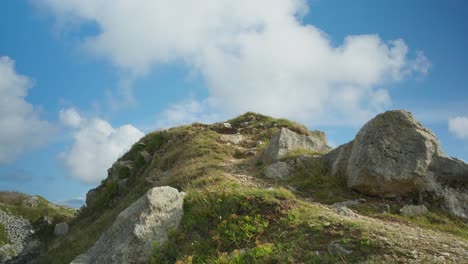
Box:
71;186;185;264
53;222;69;236
0;210;34;262
325;110;468;218
108;160;134;181
264;162;291;180
400;205;429;217
261;128;331;164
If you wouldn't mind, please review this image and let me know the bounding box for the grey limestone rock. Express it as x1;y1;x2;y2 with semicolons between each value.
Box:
261;128;331;164
264;162;292;180
325;110;468;219
54;222;69;236
71;186;185;264
400;205;429;217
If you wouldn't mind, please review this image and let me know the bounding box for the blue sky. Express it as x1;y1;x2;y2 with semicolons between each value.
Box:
0;0;467;207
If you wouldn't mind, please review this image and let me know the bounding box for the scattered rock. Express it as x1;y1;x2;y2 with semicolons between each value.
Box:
219;134;244;145
261;128;331;164
264;162;291;180
240;121;249;127
325;110;468;219
334;206;357;217
139;150;152;164
85;188;98;207
54;222;69;236
327;242;353;256
332;200;362;208
0;210;33;262
213;122;236;134
400;205;429;217
108;161;134;181
22;196;40;208
71;186;185;264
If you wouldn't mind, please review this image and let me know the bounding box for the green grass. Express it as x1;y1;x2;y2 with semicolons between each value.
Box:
0;222;9;246
279;148;324;161
285;158;357;204
152;184;389;263
227;112;315;137
350;203;468;240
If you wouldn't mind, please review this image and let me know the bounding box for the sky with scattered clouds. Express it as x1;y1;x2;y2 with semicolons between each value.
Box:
0;0;467;207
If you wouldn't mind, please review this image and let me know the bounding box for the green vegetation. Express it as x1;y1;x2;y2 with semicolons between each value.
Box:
152;184;388;263
32;112;468;263
0;195;75;224
227;112;314;137
279;148;324;161
0;222;9;246
350;203;468;240
285;158;355;204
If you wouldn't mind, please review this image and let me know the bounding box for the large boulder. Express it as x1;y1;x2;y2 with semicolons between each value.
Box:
71;186;185;264
346;110;443;196
261;128;331;164
325;110;468;218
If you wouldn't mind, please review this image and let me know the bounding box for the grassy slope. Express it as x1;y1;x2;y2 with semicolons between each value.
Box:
0;192;76;251
35;112;468;263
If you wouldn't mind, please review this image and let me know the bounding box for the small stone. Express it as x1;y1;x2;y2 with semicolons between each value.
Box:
400;205;429;217
327;243;353;256
334;206;357;217
54;222;69;236
240;121;249;127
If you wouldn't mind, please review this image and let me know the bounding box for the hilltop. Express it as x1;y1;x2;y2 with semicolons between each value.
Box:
2;111;468;263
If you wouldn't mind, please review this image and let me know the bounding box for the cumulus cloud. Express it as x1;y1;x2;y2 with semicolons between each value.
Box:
59;108;82;128
0;56;54;163
40;0;429;125
155;99;223;129
449;117;468;139
60;108;144;184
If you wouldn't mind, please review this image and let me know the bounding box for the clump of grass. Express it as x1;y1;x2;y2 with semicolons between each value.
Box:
0;222;9;246
227;112;313;136
151;185;295;263
351;203;468;240
285;158;355;204
280;148;324;161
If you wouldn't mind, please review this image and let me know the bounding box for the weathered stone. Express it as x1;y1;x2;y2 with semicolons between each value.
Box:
212;122;236;134
346;110;443;196
54;222;69;236
219;134;244;145
108;161;134;181
264;162;291;180
85;188;98;207
334;206;357;217
328;242;353;256
240;121;249;127
429;156;468;186
139;150;152;164
400;205;429;217
261;128;331;164
71;186;185;264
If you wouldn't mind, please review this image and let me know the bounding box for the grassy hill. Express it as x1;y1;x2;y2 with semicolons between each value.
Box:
35;113;468;263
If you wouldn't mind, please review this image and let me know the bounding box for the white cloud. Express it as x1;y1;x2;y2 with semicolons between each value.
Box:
59;108;144;184
59;108;82;128
0;56;54;163
155;99;223;129
41;0;429;126
449;117;468;139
